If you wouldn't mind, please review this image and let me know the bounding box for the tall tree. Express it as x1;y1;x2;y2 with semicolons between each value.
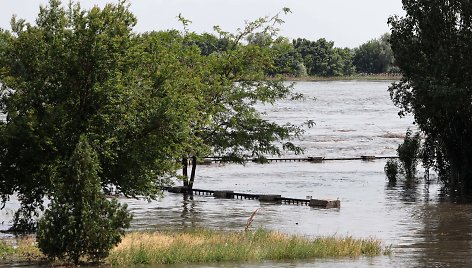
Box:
293;38;354;76
0;0;195;230
388;0;472;193
174;10;306;189
353;33;395;74
270;36;307;77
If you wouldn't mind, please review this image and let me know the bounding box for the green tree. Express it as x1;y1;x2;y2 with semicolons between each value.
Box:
293;38;354;76
353;33;395;74
137;29;212;189
172;11;306;189
270;37;306;77
185;32;229;56
0;0;194;230
332;47;356;76
388;0;472;193
246;32;273;47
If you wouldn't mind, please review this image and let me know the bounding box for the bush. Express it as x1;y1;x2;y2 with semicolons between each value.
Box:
384;159;399;183
36;137;132;264
385;129;421;182
397;129;421;179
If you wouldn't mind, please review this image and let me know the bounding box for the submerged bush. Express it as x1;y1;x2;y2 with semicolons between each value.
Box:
384;159;400;183
385;129;421;181
397;129;421;179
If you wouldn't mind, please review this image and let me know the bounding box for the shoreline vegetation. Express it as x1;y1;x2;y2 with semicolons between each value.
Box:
0;228;390;266
275;73;402;82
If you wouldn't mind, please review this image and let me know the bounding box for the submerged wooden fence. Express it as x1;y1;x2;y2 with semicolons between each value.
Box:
164;186;340;209
201;155;398;164
169;155;396;208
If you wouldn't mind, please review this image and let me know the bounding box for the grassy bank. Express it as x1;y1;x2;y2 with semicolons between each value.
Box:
108;228;389;265
0;237;43;264
0;229;390;266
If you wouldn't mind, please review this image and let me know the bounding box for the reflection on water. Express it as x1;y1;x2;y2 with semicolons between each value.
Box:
2;81;472;267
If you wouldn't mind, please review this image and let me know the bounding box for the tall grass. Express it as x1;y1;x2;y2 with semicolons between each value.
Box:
0;237;43;261
107;228;388;265
0;240;15;258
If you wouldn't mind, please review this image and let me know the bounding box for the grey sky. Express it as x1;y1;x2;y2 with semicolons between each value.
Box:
0;0;405;48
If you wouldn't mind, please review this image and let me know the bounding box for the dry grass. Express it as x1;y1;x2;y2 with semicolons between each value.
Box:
107;228;388;265
0;229;390;266
0;236;44;263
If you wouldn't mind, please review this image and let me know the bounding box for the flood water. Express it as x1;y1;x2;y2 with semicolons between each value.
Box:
2;81;472;267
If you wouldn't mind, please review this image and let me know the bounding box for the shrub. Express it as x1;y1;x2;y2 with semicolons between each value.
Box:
397;129;421;179
36;136;132;264
385;129;422;182
384;159;399;183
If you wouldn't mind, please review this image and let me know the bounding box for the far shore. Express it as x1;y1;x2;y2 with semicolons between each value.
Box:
271;74;402;82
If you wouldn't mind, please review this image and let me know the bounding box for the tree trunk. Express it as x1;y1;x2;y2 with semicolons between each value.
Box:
182;157;188;187
189;156;197;189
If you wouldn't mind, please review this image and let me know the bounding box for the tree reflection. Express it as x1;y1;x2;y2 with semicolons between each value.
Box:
386;177;422;203
386;178;472;266
415;203;472;266
180;194;199;229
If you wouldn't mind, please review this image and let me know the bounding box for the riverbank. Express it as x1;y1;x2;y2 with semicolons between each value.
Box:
0;229;389;266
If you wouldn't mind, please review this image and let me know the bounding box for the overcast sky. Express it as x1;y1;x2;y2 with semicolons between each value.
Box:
0;0;405;48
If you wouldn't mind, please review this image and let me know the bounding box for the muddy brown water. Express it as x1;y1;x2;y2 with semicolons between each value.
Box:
2;81;472;267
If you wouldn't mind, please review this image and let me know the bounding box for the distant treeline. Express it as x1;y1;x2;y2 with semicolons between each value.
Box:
185;32;398;77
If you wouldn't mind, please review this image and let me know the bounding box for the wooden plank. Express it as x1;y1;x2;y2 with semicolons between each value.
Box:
213;190;234;199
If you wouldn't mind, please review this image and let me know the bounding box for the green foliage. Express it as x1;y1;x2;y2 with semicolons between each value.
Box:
247;32;273;47
388;0;472;192
353;33;395;74
0;0;194;229
0;240;15;257
37;136;131;264
185;32;229;56
173;11;306;188
270;37;306;77
384;159;399;183
397;129;421;179
293;38;354;77
384;130;421;182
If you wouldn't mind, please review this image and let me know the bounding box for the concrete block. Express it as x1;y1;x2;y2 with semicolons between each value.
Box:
168;186;188;193
309;199;341;209
258;194;281;203
361;155;376;161
308;156;324;163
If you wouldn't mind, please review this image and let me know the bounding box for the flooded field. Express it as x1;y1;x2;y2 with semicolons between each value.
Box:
2;81;472;267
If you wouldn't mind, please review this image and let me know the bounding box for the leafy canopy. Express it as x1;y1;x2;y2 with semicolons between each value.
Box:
0;0;201;228
389;0;472;193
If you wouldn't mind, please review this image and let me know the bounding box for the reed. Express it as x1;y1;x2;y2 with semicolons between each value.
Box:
107;228;388;265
